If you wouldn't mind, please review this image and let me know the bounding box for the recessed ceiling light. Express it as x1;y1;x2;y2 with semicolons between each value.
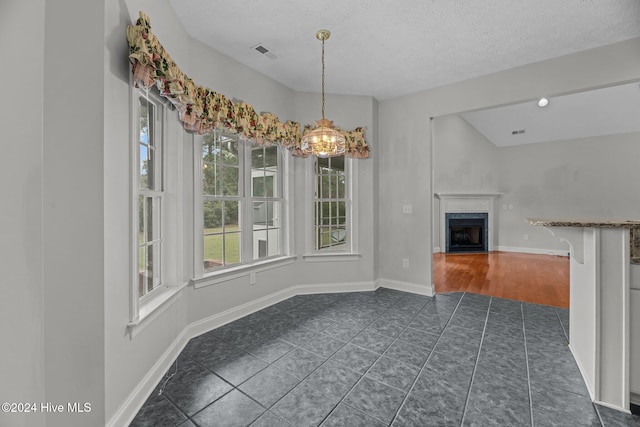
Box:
537;97;549;107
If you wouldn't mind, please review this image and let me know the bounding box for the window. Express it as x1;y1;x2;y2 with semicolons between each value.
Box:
129;86;185;337
306;155;358;257
136;90;164;300
251;144;281;260
199;131;286;274
315;156;348;251
202;132;241;269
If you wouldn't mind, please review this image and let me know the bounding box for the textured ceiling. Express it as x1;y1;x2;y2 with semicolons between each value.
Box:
168;0;640;100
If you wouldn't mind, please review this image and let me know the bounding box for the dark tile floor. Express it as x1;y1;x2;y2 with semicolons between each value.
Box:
130;288;640;427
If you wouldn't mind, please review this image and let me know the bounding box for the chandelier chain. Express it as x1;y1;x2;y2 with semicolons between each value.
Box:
321;38;325;121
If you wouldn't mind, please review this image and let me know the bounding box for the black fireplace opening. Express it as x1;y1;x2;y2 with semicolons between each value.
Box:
445;213;488;253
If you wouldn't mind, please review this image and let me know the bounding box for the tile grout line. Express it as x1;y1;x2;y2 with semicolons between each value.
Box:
458;296;492;427
389;293;466;426
253;300;375;422
136;291;588;427
241;296;380;426
317;293;438;426
251;291;411;426
177;300;347;426
522;303;535;427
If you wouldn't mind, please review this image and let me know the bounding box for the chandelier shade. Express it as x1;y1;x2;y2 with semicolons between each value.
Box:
301;29;346;158
301;119;346;158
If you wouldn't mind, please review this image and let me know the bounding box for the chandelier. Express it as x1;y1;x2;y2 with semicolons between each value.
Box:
301;29;346;158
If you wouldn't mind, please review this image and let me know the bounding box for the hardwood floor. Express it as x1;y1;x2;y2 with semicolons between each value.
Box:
433;251;570;309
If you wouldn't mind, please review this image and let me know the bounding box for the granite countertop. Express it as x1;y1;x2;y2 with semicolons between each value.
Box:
527;218;640;228
527;218;640;264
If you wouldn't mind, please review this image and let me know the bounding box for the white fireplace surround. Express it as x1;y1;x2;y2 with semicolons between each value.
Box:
435;193;502;253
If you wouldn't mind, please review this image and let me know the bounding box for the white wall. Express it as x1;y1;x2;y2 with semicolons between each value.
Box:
0;1;46;426
379;37;640;291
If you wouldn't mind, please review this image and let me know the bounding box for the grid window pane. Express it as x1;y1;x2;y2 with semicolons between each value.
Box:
145;197;153;241
146;244;155;293
223;166;239;196
224;233;241;265
203;198;241;270
202;133;241;197
203;233;223;269
138;246;146;297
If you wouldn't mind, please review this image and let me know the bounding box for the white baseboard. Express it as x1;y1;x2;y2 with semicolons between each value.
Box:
594;399;632;414
295;281;377;295
568;343;595;402
110;280;390;426
497;245;569;257
188;281;377;339
376;279;434;297
107;326;191;427
433;246;441;253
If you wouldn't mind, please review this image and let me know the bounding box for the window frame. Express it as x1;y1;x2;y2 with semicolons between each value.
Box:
201;132;244;270
128;86;186;338
250;144;283;262
304;155;360;261
192;131;294;287
134;89;166;305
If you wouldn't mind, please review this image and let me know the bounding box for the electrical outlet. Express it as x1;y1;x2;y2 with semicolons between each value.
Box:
249;272;256;285
402;204;412;214
402;258;409;268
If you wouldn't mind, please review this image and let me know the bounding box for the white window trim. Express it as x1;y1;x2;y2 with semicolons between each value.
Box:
191;133;294;288
303;156;360;260
128;85;184;338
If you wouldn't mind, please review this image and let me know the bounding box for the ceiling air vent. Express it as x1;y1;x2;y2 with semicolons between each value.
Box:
252;43;278;59
511;129;525;135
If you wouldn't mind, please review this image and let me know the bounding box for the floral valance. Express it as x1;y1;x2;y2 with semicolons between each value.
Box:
126;11;369;158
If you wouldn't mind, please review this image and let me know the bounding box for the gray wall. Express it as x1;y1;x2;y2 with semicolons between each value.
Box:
433;114;499;250
497;131;640;252
379;37;640;291
0;1;46;426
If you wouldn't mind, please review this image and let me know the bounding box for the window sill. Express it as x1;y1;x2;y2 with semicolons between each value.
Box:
127;282;188;339
191;255;297;289
302;252;362;262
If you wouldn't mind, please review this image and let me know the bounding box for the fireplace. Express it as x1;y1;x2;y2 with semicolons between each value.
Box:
445;212;488;253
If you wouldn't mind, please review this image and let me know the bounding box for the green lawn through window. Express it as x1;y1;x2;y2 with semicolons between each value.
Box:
204;226;240;267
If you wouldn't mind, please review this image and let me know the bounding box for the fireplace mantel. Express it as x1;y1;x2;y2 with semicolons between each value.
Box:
435;192;502;253
435;192;503;199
